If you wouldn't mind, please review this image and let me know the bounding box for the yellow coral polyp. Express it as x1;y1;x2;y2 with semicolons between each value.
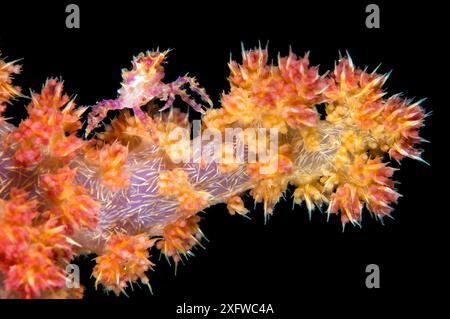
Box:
227;195;249;216
85;141;131;191
293;181;329;214
158;169;210;216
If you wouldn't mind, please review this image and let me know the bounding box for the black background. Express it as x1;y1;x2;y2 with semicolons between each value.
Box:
0;0;444;317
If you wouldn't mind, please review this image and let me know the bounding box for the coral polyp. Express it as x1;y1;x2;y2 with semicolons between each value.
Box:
0;46;427;298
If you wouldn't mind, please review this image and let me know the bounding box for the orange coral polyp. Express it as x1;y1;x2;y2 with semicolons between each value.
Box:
158;169;210;216
39;167;100;233
0;55;22;120
6;79;85;167
84;141;131;191
0;188;74;298
227;195;249;216
224;48;326;134
93;233;155;295
156;215;202;264
328;155;400;224
330;183;363;224
0;188;38;226
4;250;67;299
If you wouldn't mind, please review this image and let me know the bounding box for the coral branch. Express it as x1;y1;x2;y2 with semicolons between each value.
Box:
0;47;428;298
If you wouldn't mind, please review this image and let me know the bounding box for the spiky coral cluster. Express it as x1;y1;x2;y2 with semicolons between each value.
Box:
0;67;99;298
0;47;428;298
0;54;22;120
156;215;203;265
84;142;131;191
39;167;100;234
318;56;426;224
0;188;75;298
328;154;400;224
203;48;329;215
325;57;427;163
4;79;86;167
158;169;210;216
0;167;99;298
203;47;426;225
93;233;156;295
